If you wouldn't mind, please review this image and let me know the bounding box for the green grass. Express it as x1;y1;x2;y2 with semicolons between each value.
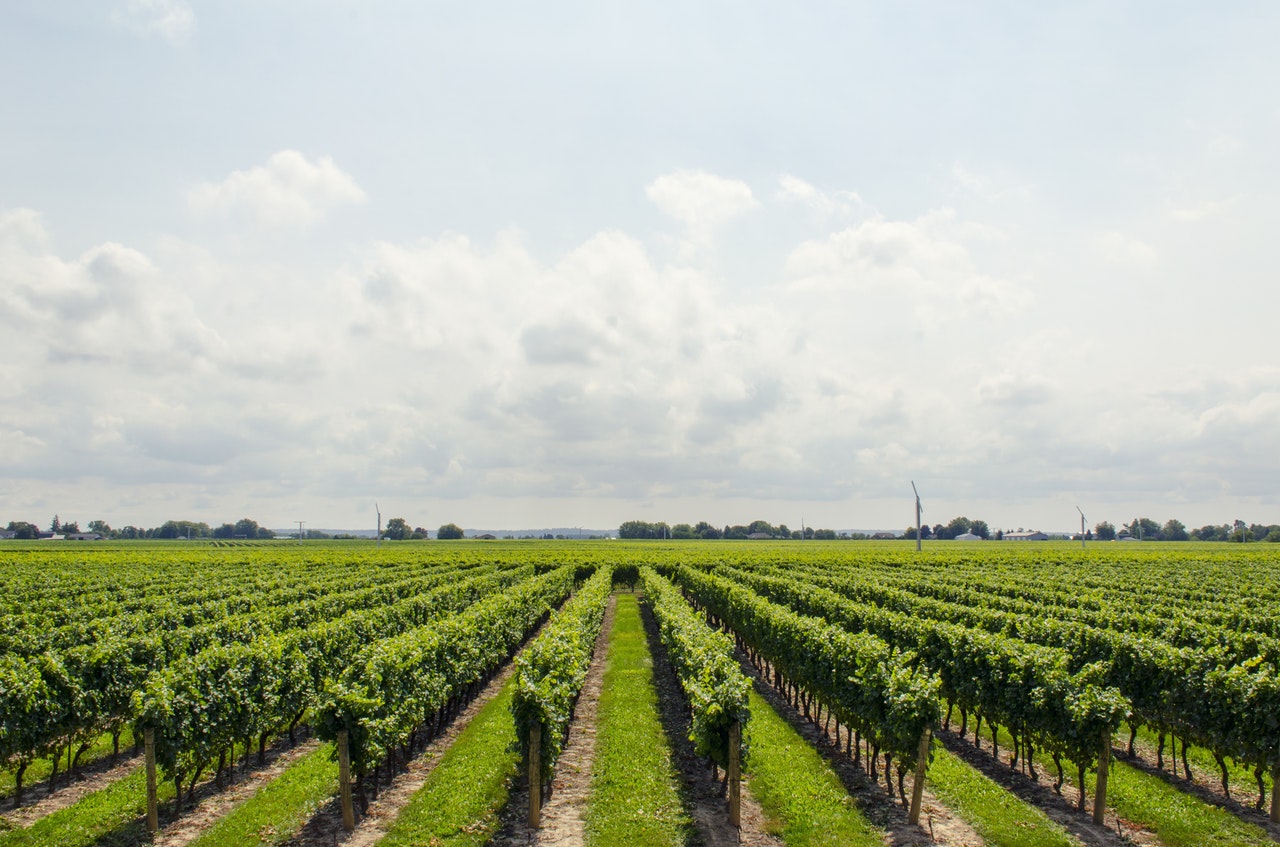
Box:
925;740;1075;847
186;742;336;847
742;687;885;847
966;718;1272;847
0;761;173;847
585;593;694;847
0;727;136;801
1090;759;1272;847
1126;721;1271;802
378;676;521;846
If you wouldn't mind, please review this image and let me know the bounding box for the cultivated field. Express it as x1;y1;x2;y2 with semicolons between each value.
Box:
2;540;1279;846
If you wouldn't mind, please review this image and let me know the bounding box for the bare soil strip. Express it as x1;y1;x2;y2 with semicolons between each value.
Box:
0;752;143;828
489;593;618;847
639;594;782;847
738;652;974;847
1119;737;1280;840
934;729;1138;847
154;738;322;847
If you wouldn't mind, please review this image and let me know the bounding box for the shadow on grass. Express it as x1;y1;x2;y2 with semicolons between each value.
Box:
933;730;1129;847
1115;748;1280;841
731;651;930;847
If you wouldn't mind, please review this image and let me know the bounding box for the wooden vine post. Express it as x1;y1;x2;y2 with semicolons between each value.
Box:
728;721;741;827
337;729;355;832
908;727;931;825
144;727;158;835
528;721;542;827
1093;730;1111;826
1271;765;1279;823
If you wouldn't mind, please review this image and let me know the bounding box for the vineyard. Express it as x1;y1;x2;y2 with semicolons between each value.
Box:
2;540;1279;846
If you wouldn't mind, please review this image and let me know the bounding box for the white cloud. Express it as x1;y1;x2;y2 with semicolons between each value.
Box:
1167;197;1238;222
188;151;366;231
112;0;195;45
781;210;1031;328
1096;230;1157;267
775;174;862;218
646;170;758;249
951;165;1036;203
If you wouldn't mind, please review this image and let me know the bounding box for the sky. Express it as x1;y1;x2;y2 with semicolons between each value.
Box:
2;2;1278;534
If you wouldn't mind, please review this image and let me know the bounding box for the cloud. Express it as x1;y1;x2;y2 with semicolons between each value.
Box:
646;170;758;249
1167;197;1238;222
951;165;1036;203
111;0;194;44
188;151;366;230
976;373;1054;408
775;174;862;218
1095;230;1157;267
781;210;1031;328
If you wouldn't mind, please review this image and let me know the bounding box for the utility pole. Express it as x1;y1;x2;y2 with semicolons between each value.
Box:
912;481;923;552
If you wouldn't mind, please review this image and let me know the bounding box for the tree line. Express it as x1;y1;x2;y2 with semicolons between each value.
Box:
620;520;854;540
379;518;465;540
3;516;277;540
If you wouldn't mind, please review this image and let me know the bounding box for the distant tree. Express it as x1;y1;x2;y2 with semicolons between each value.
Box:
6;521;39;539
88;520;112;537
725;525;749;540
437;523;465;540
1123;517;1161;541
1190;524;1229;541
919;523;933;540
61;520;80;534
747;519;775;537
117;525;142;540
51;515;61;534
694;521;722;540
969;520;990;540
813;528;837;540
933;523;945;540
671;523;694;540
995;529;1004;541
903;526;918;540
154;520;211;539
383;517;412;540
1094;521;1117;541
776;524;791;539
228;518;273;539
620;520;664;539
1267;529;1280;543
1160;519;1188;541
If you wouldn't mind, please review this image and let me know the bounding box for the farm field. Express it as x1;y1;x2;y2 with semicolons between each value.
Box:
2;540;1279;846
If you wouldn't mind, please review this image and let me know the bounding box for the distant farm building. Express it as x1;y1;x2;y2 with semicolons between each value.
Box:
1004;530;1049;541
954;532;982;541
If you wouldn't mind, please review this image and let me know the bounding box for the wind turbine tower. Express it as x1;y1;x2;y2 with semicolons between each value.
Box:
376;503;382;549
1077;506;1087;550
912;481;923;552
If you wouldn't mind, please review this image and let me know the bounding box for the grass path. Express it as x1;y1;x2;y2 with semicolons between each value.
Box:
925;740;1079;847
956;717;1275;846
0;727;136;807
182;742;335;847
585;592;694;847
0;762;173;847
741;686;886;847
1089;757;1273;847
376;680;522;846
